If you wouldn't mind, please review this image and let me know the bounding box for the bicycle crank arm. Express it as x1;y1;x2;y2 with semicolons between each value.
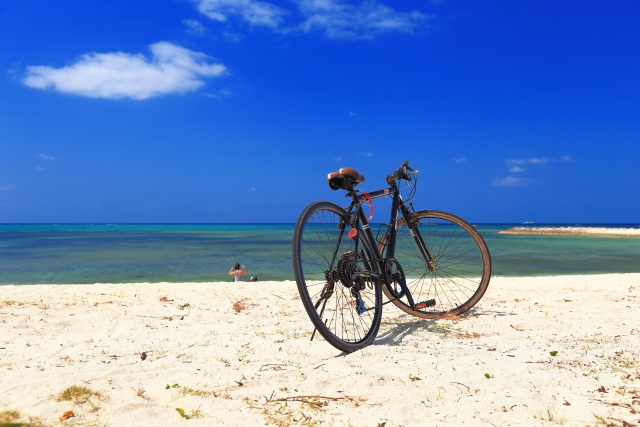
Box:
396;275;415;310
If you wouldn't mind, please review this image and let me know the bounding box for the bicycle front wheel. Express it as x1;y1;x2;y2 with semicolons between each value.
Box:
292;201;382;353
379;210;491;319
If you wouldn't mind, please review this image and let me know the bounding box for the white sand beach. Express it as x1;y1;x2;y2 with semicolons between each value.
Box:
1;275;639;426
498;227;640;237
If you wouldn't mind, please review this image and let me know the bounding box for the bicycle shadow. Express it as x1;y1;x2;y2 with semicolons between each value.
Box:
374;316;451;346
460;306;519;318
373;306;518;346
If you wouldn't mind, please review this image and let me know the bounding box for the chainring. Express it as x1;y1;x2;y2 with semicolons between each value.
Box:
385;257;407;299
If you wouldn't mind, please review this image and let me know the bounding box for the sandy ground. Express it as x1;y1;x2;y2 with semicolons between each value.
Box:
498;227;640;237
1;275;639;427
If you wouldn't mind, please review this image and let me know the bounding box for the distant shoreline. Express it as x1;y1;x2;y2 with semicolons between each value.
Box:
498;226;640;237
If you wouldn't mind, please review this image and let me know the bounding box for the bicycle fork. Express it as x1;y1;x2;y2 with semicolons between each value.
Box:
386;200;437;311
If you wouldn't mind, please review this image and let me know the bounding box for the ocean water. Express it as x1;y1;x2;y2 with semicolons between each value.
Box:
1;223;639;285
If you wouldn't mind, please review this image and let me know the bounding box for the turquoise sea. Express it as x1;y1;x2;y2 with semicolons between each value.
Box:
1;223;639;285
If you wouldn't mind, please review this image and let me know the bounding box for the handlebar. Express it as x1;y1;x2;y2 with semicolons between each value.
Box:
386;160;414;185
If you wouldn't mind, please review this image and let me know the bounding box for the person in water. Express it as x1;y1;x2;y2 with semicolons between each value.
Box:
229;263;247;282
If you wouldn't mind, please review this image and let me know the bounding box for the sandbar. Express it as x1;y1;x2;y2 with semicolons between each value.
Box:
498;227;640;237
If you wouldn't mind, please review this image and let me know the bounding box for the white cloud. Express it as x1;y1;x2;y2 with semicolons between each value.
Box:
509;166;525;173
33;166;45;171
296;0;431;40
335;157;342;161
561;155;572;161
0;185;17;191
361;152;373;157
202;88;232;98
349;111;356;116
505;157;551;167
193;0;286;28
491;176;531;187
34;154;55;160
451;157;467;163
183;19;208;35
192;0;431;39
23;42;227;100
223;31;243;42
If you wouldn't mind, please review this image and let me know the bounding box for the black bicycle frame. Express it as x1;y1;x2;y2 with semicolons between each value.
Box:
345;183;434;282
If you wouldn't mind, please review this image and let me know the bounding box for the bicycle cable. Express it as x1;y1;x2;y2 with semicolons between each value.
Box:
404;169;418;202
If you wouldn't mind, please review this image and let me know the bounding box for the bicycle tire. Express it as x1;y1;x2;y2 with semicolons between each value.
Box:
292;201;382;353
378;210;491;319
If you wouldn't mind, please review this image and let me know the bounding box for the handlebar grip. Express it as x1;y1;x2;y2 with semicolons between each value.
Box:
385;171;399;185
386;161;413;185
386;167;411;185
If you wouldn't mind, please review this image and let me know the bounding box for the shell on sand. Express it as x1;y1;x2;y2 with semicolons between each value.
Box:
1;275;639;426
499;226;640;237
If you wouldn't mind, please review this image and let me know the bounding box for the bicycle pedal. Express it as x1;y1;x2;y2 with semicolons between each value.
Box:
415;299;436;309
356;300;367;315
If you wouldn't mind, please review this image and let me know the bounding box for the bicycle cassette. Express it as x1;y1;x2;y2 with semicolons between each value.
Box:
337;250;357;288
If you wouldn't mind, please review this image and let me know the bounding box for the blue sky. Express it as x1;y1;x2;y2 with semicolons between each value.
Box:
1;0;638;223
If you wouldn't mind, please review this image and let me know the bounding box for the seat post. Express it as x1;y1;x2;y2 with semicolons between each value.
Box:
346;189;360;203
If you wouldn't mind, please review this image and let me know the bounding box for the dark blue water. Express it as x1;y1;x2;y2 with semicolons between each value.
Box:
1;223;639;284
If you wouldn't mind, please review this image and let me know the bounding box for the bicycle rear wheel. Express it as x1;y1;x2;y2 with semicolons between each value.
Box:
292;201;382;353
379;210;491;319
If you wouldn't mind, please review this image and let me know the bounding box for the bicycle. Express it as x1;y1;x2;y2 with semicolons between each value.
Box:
292;161;492;353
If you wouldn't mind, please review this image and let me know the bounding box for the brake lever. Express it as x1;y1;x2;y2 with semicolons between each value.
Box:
403;168;412;182
404;168;414;187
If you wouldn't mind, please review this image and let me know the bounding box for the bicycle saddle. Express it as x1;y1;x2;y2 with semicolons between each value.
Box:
327;168;365;190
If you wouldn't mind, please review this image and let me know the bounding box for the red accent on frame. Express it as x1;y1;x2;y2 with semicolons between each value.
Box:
361;192;374;221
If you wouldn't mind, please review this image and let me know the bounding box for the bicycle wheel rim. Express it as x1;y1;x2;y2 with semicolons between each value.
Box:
380;210;491;318
293;201;382;352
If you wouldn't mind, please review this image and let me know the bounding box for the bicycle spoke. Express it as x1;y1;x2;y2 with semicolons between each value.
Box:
293;202;382;352
378;211;490;318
